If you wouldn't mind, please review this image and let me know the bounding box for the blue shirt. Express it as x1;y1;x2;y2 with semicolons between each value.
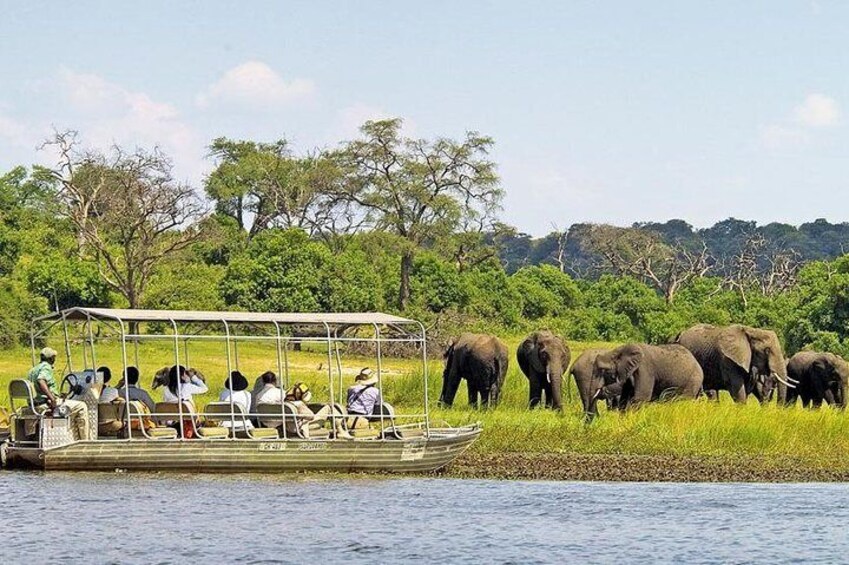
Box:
347;384;381;415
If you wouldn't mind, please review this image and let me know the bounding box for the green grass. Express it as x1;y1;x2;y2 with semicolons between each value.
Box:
4;337;849;470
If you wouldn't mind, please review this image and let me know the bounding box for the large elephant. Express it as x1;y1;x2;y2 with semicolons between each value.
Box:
675;324;796;404
517;331;571;410
570;348;611;419
592;344;703;411
439;333;509;408
786;351;849;409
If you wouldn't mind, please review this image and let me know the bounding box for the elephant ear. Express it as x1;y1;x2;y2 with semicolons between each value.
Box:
443;339;456;359
615;345;644;382
719;328;752;371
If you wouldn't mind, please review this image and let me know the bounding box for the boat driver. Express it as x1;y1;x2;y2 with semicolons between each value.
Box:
27;347;90;440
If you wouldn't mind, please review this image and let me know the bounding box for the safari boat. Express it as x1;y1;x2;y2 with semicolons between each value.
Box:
2;308;480;473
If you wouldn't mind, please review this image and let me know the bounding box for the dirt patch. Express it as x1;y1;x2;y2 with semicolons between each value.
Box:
440;452;849;482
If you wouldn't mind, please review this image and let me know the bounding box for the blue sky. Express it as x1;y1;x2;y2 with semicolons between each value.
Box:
0;1;846;235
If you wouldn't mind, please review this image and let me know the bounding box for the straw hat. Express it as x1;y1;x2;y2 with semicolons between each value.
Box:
355;367;378;386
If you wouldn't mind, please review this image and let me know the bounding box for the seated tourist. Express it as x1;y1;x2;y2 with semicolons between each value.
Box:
162;365;208;407
27;347;90;440
98;366;119;403
346;368;384;430
285;382;351;439
117;366;156;412
219;371;252;412
254;371;282;404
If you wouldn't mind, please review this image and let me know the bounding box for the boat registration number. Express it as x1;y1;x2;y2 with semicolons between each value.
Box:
258;443;287;451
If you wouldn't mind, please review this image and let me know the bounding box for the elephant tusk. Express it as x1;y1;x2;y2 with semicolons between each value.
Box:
772;372;797;389
546;368;551;384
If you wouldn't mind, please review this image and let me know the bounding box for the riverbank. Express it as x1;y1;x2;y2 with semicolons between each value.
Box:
443;452;849;482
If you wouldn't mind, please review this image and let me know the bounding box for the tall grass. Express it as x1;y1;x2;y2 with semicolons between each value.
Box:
3;338;849;468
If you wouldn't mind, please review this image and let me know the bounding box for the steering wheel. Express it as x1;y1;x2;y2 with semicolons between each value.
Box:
59;374;81;399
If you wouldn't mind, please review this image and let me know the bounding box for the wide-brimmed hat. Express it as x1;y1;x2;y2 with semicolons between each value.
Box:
40;347;58;360
355;368;378;386
285;382;312;403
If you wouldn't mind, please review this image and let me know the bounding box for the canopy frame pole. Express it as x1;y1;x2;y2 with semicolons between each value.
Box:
323;322;336;435
373;323;385;437
416;321;430;435
119;315;132;439
222;319;235;435
61;310;74;374
29;321;37;366
272;321;286;439
86;312;98;373
171;318;184;440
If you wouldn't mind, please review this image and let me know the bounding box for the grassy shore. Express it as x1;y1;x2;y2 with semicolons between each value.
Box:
3;337;849;481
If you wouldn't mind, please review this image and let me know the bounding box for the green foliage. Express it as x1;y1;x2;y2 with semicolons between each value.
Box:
509;265;579;319
410;252;468;313
24;253;111;310
144;260;225;311
0;277;47;347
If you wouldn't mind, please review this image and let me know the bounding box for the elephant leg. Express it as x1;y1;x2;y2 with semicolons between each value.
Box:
528;375;543;409
468;383;479;408
479;386;492;409
728;374;747;404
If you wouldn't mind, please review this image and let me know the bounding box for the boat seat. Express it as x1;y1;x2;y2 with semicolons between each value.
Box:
256;402;329;439
154;401;208;439
98;402;126;436
203;402;280;440
9;379;46;441
127;402;178;440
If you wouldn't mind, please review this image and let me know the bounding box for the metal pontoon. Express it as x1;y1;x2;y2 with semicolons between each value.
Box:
3;308;480;472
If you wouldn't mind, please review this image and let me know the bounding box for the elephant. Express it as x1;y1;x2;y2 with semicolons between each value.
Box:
675;324;796;404
439;333;508;408
785;351;849;409
569;348;613;419
591;343;703;413
517;331;571;410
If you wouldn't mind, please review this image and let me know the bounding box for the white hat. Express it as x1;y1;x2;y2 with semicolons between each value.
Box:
355;368;378;385
40;347;58;359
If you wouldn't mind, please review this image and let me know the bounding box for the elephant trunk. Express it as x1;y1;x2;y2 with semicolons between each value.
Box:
439;360;457;407
549;361;564;411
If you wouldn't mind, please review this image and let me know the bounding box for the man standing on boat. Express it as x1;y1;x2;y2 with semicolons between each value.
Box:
27;347;90;440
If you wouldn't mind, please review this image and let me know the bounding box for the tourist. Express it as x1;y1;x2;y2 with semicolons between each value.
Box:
346;368;383;430
27;347;90;440
219;370;252;414
98;366;119;403
162;365;208;408
116;366;156;412
285;382;351;439
254;371;282;405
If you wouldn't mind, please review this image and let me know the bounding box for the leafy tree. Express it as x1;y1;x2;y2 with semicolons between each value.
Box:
206;138;353;241
333;118;502;309
510;265;580;319
38;132;207;309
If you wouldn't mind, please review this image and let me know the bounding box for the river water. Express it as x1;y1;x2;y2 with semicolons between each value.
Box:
2;473;847;563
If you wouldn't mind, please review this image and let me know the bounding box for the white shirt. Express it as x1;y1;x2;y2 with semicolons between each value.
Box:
219;389;252;413
162;376;208;404
256;385;283;405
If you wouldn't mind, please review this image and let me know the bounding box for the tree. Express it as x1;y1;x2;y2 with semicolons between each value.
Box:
38;132;207;309
584;224;712;303
332;118;502;309
206;138;356;243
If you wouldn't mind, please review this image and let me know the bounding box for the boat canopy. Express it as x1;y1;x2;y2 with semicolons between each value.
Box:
35;307;419;327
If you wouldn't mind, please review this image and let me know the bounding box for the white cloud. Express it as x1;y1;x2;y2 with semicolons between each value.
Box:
0;110;30;147
196;61;315;109
56;69;204;180
759;124;808;149
793;93;840;127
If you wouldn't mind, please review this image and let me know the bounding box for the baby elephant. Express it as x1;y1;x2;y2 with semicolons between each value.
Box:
592;343;703;413
786;351;849;409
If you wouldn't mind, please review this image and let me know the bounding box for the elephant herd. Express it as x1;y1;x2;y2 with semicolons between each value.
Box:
437;325;849;418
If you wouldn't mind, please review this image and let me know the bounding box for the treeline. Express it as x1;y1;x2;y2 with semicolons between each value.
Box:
1;122;849;358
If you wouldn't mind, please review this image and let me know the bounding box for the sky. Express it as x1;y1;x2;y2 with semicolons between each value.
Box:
1;1;847;236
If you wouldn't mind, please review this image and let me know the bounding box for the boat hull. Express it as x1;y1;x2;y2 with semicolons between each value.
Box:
3;426;480;473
